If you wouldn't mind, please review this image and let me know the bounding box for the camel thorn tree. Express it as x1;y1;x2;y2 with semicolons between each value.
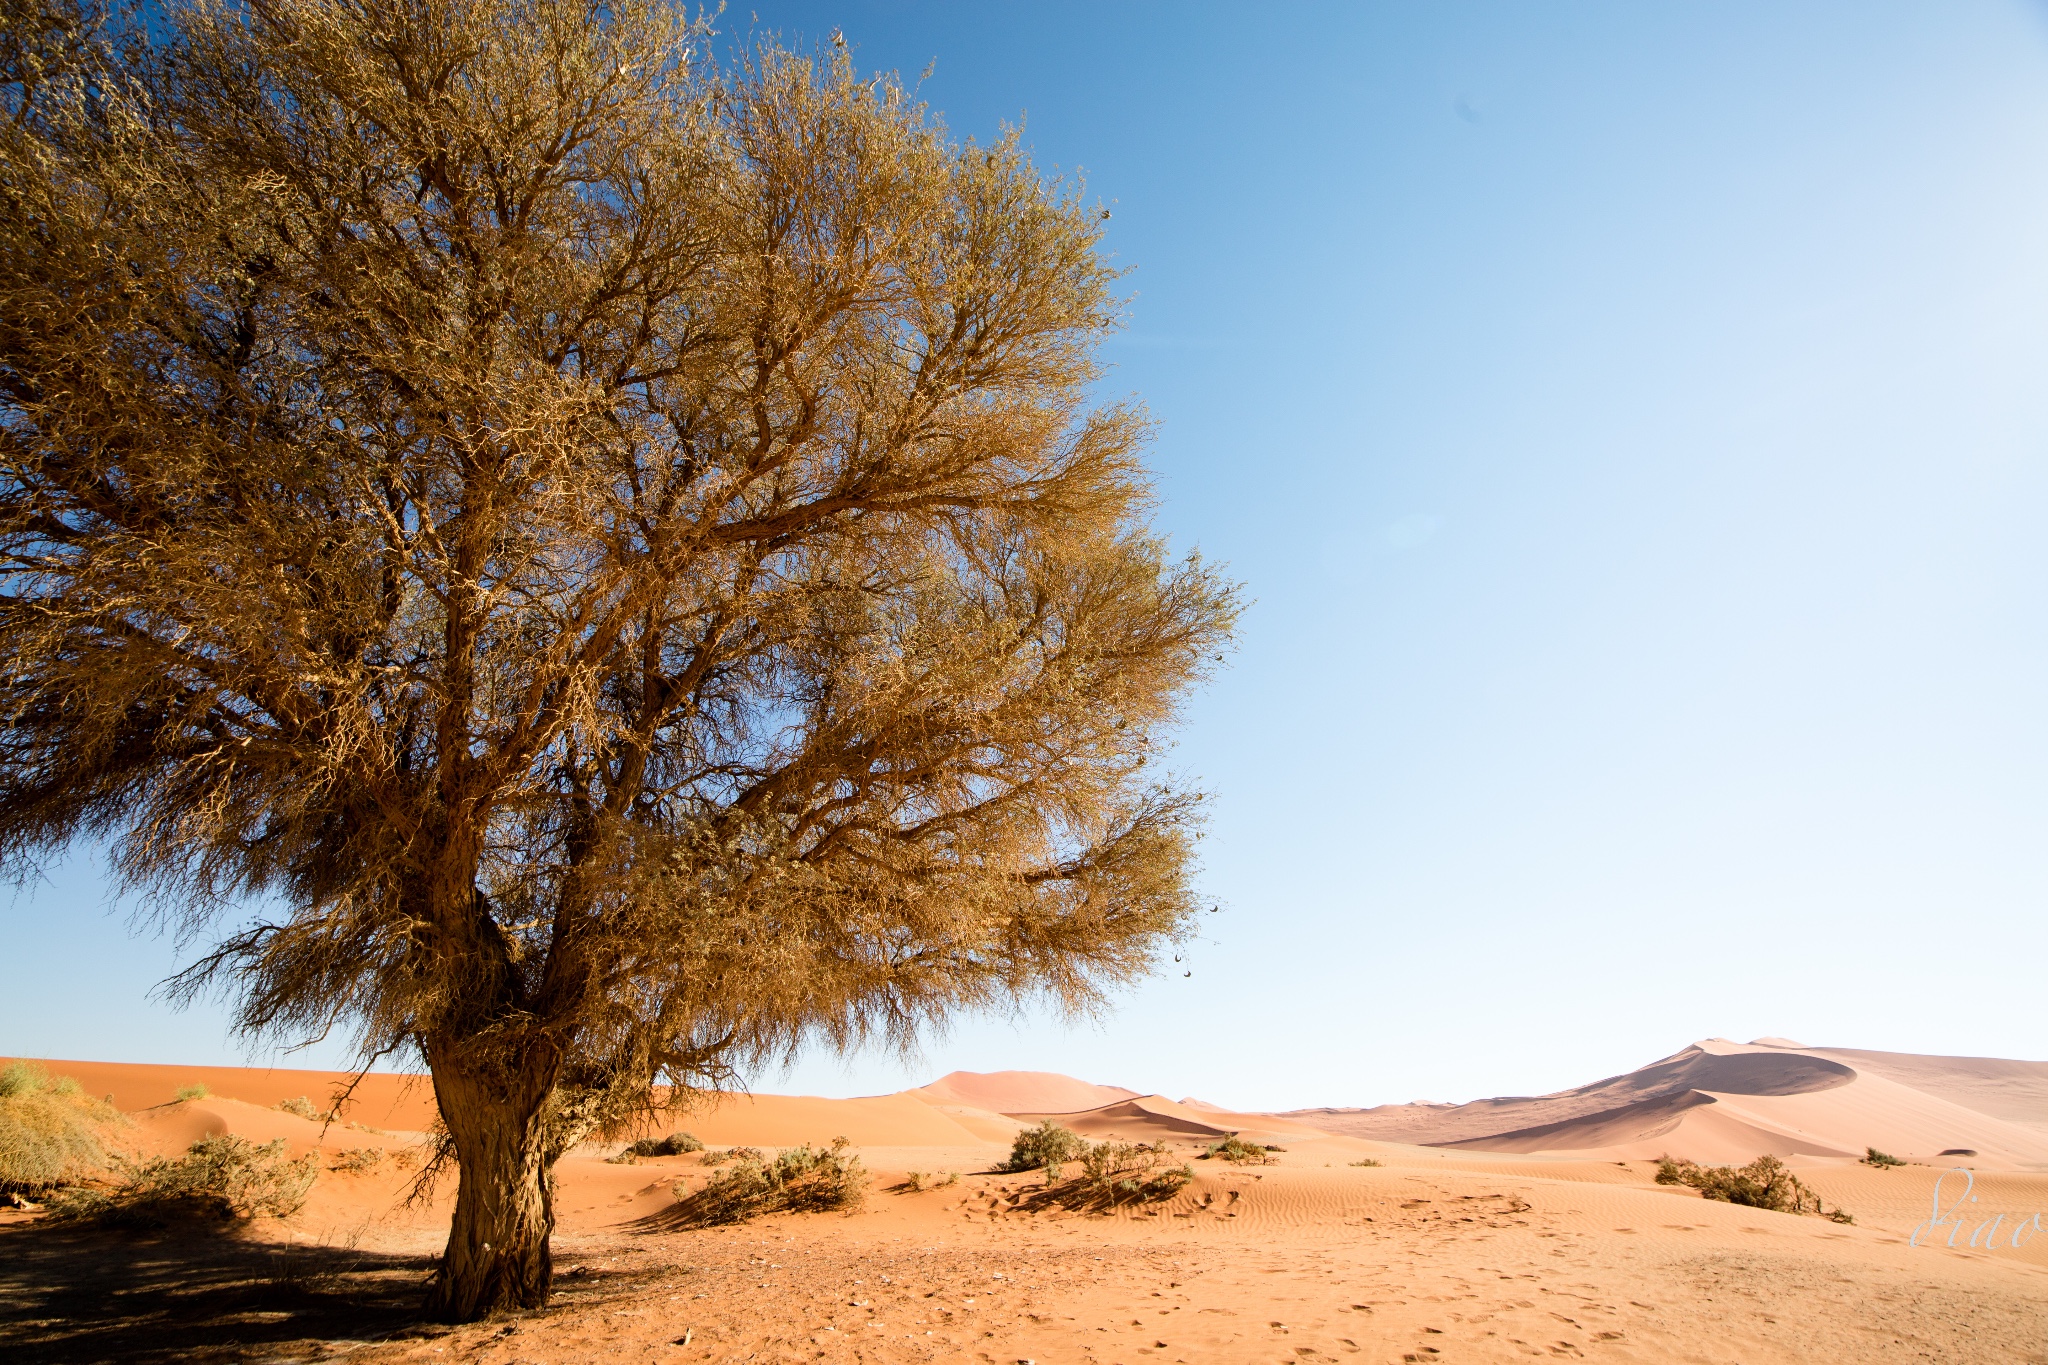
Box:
0;0;1239;1320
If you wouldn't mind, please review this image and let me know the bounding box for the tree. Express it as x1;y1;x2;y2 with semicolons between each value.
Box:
0;0;1238;1320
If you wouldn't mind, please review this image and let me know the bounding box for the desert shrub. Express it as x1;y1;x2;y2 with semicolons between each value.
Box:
0;1064;117;1193
329;1147;384;1174
612;1130;704;1162
173;1083;211;1102
903;1170;929;1191
1655;1155;1851;1222
667;1139;867;1226
700;1145;764;1166
274;1096;333;1122
1862;1147;1904;1168
53;1135;317;1225
1005;1120;1090;1175
1200;1135;1273;1164
1349;1158;1382;1168
1078;1142;1193;1204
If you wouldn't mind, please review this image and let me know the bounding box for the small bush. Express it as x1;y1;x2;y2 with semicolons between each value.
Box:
53;1135;316;1225
1862;1147;1904;1168
1077;1142;1194;1204
701;1145;763;1166
1348;1158;1382;1168
0;1064;118;1193
903;1170;929;1191
329;1147;384;1174
1655;1155;1850;1222
667;1139;866;1226
274;1096;333;1122
1200;1135;1273;1165
1005;1120;1090;1175
173;1083;211;1102
611;1130;704;1162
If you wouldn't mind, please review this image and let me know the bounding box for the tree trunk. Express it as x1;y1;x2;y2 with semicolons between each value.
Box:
423;1045;558;1322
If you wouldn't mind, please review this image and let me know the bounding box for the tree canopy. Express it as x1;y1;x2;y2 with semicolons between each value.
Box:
0;0;1238;1317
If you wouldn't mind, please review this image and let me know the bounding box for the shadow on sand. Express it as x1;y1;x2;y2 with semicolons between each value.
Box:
0;1217;436;1363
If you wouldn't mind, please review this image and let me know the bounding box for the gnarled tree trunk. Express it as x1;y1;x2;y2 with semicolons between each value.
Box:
424;1044;559;1321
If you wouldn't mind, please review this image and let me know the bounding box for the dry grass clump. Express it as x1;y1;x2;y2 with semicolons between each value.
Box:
701;1145;764;1166
1200;1135;1274;1164
1656;1155;1852;1223
1005;1120;1091;1176
0;1063;118;1194
900;1170;960;1192
275;1096;336;1123
1348;1157;1383;1168
611;1131;704;1163
52;1135;317;1225
665;1140;867;1226
173;1084;211;1102
329;1147;385;1174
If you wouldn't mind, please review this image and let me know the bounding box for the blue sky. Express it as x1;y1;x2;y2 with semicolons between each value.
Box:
7;1;2048;1111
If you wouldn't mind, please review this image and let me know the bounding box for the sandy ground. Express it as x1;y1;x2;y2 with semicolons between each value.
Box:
5;1125;2047;1363
4;1053;2045;1363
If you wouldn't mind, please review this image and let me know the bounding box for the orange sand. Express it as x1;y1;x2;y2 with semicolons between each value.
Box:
4;1044;2044;1363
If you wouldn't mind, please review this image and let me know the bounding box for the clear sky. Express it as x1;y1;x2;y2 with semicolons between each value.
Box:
7;1;2048;1112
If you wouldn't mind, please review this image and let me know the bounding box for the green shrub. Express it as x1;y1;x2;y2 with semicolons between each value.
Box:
1348;1158;1382;1168
0;1064;117;1193
53;1135;317;1225
1200;1135;1273;1165
666;1139;866;1226
1078;1141;1193;1204
1654;1155;1851;1222
1862;1147;1904;1168
173;1083;210;1102
611;1130;704;1162
1004;1119;1090;1175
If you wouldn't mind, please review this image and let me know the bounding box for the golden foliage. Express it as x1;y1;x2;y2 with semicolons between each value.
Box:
0;0;1236;1315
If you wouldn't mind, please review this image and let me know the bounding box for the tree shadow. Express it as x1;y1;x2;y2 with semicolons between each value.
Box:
0;1218;438;1363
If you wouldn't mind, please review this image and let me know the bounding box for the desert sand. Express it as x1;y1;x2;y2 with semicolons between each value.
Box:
3;1040;2045;1363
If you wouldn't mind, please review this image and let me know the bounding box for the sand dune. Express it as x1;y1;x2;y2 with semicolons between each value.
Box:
12;1056;2048;1365
906;1069;1138;1114
650;1090;986;1149
1288;1038;2048;1170
1007;1093;1332;1146
3;1056;439;1131
1806;1044;2048;1131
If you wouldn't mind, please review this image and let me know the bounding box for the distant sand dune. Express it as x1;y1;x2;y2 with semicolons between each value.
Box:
907;1069;1138;1115
1283;1038;2048;1170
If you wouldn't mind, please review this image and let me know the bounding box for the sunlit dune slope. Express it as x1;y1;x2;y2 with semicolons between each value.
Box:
1283;1038;2048;1169
2;1056;438;1130
907;1070;1138;1114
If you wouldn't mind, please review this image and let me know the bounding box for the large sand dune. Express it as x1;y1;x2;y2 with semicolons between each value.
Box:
907;1069;1139;1114
1284;1037;2048;1170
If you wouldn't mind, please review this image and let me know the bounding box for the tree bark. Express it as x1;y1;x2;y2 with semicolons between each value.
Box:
423;1044;559;1322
